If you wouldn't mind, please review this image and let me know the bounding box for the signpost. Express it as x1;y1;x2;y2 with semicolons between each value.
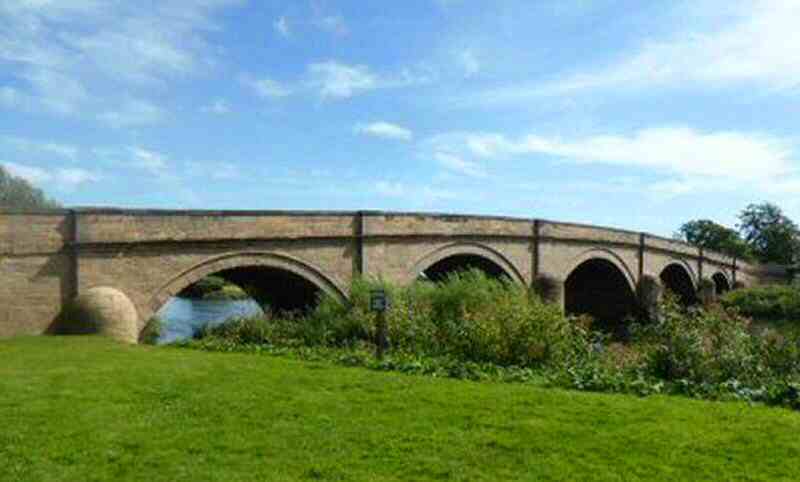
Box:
370;288;390;360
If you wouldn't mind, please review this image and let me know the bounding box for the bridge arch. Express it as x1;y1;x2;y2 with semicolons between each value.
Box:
412;242;525;284
564;249;638;335
712;271;731;295
145;251;348;327
659;261;698;305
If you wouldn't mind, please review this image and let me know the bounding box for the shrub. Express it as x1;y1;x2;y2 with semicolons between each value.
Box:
720;285;800;321
182;271;800;409
192;270;578;368
634;296;757;384
139;317;163;345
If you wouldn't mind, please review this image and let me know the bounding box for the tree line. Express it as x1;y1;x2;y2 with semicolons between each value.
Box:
0;165;59;209
677;203;798;265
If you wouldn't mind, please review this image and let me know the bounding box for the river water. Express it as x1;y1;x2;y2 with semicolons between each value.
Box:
156;297;264;344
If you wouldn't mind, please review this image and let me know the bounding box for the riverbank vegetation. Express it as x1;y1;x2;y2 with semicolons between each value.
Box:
176;271;800;411
176;275;250;301
3;335;800;481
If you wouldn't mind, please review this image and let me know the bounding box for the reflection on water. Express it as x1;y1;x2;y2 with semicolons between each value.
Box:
156;297;263;344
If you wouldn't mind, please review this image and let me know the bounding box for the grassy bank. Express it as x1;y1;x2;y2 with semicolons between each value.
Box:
2;336;800;481
181;272;800;408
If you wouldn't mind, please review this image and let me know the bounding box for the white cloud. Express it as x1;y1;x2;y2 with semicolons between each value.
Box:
481;0;800;102
306;61;432;99
239;74;292;99
130;147;168;174
428;127;796;182
98;99;165;128
2;161;49;184
0;1;243;120
1;136;78;160
374;180;458;204
201;99;232;115
0;86;20;107
458;50;480;77
2;161;100;190
307;61;378;99
274;16;290;37
433;151;486;178
21;68;89;115
313;14;348;36
185;161;240;180
355;122;413;141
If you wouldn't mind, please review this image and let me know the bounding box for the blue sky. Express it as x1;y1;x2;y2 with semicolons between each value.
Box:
1;0;799;236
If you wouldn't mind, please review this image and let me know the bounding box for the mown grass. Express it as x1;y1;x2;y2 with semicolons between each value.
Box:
2;336;800;481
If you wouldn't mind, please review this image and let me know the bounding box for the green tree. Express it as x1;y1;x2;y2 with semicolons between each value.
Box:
676;219;752;260
0;165;60;209
737;202;799;265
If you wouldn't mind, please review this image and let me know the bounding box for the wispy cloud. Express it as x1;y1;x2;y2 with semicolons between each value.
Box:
433;151;486;178
354;122;413;141
471;1;800;104
374;180;458;206
307;60;433;100
2;136;79;160
274;16;290;37
2;161;100;191
98;99;165;128
313;14;348;36
428;127;795;181
307;61;378;99
201;99;232;115
458;49;480;78
239;74;293;99
129;147;170;178
0;1;244;121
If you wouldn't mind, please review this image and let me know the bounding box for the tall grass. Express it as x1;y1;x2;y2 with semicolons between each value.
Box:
190;272;800;409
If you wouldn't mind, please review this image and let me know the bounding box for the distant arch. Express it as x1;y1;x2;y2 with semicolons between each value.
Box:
712;272;731;295
146;251;348;328
413;243;525;284
660;262;698;305
564;251;639;336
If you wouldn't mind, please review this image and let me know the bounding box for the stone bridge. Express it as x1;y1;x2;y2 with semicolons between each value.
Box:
0;209;786;341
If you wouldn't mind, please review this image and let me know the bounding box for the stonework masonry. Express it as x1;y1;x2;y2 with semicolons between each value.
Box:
0;208;788;341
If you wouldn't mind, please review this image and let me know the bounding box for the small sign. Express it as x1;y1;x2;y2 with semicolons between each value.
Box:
370;288;390;312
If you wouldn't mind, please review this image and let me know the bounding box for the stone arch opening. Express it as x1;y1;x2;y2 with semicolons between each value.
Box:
413;243;525;284
148;252;347;324
422;254;508;282
565;258;639;335
176;266;323;313
712;272;731;295
660;263;698;305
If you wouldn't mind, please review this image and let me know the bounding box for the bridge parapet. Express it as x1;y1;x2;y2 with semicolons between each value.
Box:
644;235;700;258
539;220;640;245
361;211;532;238
0;210;71;255
73;209;357;245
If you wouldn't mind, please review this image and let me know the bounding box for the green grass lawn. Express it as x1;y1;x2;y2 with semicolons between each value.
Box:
2;337;800;481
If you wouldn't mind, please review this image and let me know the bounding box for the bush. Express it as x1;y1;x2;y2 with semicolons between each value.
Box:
139;317;163;345
720;285;800;321
181;271;800;410
192;270;579;368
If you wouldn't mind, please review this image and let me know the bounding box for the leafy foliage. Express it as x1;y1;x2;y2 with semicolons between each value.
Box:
721;284;800;321
738;202;799;264
676;219;752;260
0;165;60;209
184;272;800;410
